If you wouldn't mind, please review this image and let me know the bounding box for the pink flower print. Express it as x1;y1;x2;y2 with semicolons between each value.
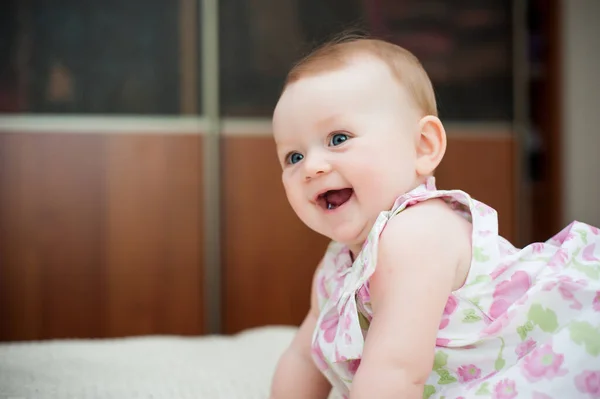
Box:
479;229;493;237
482;309;517;336
550;224;575;244
542;275;587;292
457;364;482;383
493;271;532;299
439;295;458;330
492;379;518;399
344;333;352;345
594;291;600;312
320;312;339;343
548;248;568;269
516;292;530;305
444;295;458;315
583;243;599;262
516;338;537;359
356;284;371;305
439;317;451;330
490;271;531;318
311;342;329;371
490;263;511;280
531;242;545;254
343;312;352;329
558;276;587;309
331;272;347;300
591;226;599;235
342;312;354;344
317;273;328;300
335;346;347;363
346;358;361;375
543;276;587;310
575;370;600;398
522;343;568;382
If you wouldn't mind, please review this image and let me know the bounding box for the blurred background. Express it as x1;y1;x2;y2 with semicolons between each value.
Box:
0;0;598;341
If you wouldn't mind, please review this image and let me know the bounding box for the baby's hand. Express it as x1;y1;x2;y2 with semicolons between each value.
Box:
270;312;331;399
270;260;332;399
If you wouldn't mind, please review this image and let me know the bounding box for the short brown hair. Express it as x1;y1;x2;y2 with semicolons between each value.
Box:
284;34;437;117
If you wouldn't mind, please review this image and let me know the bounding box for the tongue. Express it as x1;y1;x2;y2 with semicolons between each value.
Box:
326;189;353;206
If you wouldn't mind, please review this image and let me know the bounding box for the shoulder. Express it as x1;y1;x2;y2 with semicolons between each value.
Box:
373;198;472;292
357;199;473;384
384;197;471;247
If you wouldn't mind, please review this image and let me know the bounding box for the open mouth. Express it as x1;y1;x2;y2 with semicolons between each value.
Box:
316;188;354;210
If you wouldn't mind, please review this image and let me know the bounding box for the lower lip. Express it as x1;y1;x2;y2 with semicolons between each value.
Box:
322;192;354;213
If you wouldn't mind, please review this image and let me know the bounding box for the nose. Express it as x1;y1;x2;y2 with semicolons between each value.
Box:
303;151;331;181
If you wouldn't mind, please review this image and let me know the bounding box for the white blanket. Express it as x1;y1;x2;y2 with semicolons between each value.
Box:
0;326;298;399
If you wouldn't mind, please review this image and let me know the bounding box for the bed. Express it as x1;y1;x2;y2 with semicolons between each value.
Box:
0;325;332;399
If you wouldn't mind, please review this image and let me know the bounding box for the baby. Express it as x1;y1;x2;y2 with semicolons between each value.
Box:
269;36;600;399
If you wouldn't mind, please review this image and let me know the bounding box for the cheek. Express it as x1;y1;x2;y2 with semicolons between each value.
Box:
347;153;388;182
282;178;296;203
350;153;414;203
283;186;319;230
282;177;305;214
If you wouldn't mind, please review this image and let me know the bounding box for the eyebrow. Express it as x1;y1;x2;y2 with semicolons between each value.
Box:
273;112;344;152
273;140;291;160
273;137;288;151
315;113;342;130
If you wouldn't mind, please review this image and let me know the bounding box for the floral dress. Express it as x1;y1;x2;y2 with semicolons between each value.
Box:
311;177;600;399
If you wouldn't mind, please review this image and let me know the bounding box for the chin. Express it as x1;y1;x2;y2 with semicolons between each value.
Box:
330;227;367;248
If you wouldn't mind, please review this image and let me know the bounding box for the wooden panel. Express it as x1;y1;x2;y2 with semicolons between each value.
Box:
222;137;330;334
105;134;204;337
222;134;516;333
436;135;516;243
0;133;106;340
0;132;204;341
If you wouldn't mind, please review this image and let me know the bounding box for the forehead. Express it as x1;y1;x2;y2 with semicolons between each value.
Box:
272;57;408;138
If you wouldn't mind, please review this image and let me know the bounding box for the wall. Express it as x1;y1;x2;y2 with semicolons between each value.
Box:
0;126;205;341
562;0;600;227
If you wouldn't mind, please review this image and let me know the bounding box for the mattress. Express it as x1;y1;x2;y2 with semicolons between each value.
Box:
0;326;302;399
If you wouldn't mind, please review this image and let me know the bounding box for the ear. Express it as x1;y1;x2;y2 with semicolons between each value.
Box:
415;115;446;176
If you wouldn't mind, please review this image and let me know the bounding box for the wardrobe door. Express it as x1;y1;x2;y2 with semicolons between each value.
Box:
0;0;206;341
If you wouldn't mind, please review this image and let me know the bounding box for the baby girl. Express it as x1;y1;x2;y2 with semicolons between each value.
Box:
269;36;600;399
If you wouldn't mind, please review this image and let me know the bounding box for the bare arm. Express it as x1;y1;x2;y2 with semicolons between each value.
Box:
270;263;332;399
350;199;471;399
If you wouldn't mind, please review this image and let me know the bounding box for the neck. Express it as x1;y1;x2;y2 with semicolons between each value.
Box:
349;245;361;262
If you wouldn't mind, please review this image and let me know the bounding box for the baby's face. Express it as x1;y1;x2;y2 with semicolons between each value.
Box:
273;57;423;254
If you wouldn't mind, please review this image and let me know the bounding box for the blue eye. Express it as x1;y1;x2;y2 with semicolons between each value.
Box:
287;152;304;164
329;133;349;146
